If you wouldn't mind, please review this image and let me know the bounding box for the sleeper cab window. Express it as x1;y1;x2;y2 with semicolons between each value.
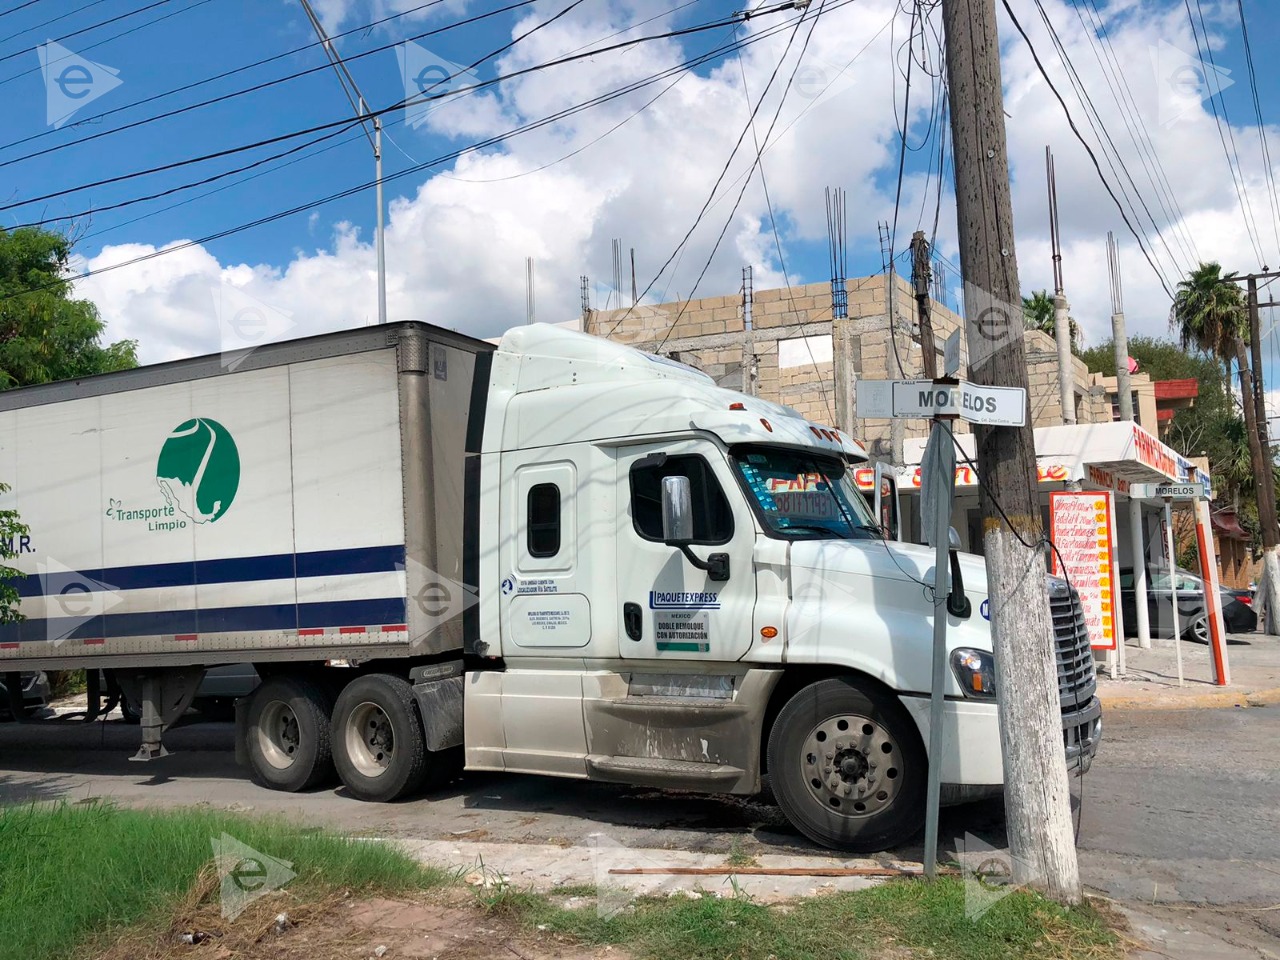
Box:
527;482;561;557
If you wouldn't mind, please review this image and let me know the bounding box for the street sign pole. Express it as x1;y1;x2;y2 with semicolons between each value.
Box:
856;373;1026;879
922;414;955;880
1164;497;1183;687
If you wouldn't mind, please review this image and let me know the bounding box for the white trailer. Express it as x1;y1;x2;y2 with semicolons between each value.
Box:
0;322;1100;851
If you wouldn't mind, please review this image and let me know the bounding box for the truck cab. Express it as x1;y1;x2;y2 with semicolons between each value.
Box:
461;325;1099;851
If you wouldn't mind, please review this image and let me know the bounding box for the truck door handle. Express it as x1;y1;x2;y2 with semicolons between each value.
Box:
623;602;642;641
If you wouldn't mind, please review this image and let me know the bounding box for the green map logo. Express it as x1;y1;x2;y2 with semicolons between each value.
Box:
156;418;240;524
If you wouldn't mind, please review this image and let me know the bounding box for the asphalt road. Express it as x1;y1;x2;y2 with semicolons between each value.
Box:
0;704;1277;918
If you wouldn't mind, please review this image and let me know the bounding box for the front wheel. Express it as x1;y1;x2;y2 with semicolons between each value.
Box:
1184;615;1210;644
768;677;927;852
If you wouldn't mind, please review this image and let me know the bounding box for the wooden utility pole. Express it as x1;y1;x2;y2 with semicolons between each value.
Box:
941;0;1082;903
1245;275;1280;633
911;231;937;378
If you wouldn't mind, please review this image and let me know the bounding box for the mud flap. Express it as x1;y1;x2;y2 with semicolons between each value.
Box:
410;662;464;751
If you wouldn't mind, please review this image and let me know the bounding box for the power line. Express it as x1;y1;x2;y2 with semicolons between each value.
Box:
1185;0;1266;268
0;0;111;38
604;0;819;341
999;0;1174;300
1;2;828;301
0;0;172;68
0;0;539;170
0;0;449;133
651;0;828;355
3;2;786;220
1235;0;1280;264
1028;0;1187;285
1075;0;1201;271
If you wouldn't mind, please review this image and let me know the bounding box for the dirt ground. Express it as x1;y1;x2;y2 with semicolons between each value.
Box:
93;874;623;960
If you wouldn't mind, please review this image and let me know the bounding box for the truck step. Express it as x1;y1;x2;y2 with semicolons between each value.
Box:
586;754;746;789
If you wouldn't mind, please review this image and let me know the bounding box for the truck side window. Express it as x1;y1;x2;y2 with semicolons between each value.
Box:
630;455;733;544
527;483;561;557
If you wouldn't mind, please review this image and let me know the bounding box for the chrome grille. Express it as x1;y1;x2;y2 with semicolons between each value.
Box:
1048;579;1097;704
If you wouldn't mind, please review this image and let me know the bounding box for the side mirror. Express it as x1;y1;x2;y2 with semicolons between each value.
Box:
659;473;729;582
873;463;901;541
661;475;694;545
948;526;962;550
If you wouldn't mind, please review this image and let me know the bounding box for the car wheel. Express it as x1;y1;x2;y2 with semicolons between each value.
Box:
768;677;926;852
1184;616;1209;644
244;676;335;792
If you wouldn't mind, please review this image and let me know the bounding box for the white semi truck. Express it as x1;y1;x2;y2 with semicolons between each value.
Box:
0;322;1100;851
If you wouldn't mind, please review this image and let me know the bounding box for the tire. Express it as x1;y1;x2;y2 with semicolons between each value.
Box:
244;676;335;792
332;674;429;802
1184;616;1209;644
768;677;927;853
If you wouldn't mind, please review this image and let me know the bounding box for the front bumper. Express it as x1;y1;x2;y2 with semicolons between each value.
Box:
1063;695;1102;774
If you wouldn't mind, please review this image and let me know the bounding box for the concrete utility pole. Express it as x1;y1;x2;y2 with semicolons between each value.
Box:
1108;232;1133;421
1046;148;1075;424
1246;275;1280;633
942;0;1082;904
911;231;938;379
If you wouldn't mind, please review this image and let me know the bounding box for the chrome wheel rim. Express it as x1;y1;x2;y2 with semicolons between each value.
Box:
799;714;902;817
257;700;300;770
346;701;394;778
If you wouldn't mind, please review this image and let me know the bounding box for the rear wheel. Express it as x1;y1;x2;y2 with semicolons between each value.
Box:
768;677;926;852
332;674;428;802
244;676;335;792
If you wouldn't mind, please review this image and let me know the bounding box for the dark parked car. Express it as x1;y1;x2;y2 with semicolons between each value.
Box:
1120;567;1256;642
0;671;51;719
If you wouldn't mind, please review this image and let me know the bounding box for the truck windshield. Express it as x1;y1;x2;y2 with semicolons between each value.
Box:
731;445;882;540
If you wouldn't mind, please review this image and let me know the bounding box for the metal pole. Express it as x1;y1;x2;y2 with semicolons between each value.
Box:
1165;498;1183;687
1129;497;1151;649
375;117;386;325
923;416;954;880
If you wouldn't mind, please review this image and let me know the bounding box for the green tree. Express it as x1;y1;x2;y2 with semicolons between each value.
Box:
1022;289;1080;349
0;226;137;389
0;484;26;625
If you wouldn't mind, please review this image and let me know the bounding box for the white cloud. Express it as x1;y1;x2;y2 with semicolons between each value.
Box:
74;0;1280;367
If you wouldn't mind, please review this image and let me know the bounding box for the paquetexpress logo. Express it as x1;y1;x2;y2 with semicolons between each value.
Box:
396;41;480;130
956;832;1034;920
37;40;122;129
212;833;296;920
1151;39;1233;127
398;557;479;640
37;556;124;645
156;419;241;525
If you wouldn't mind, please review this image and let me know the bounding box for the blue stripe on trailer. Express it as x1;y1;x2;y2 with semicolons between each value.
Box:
0;597;410;645
6;544;407;598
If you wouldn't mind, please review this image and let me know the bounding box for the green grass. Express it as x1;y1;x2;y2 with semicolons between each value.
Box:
485;876;1123;960
0;802;449;960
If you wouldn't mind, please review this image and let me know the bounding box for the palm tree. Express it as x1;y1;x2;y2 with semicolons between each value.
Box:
1171;261;1280;632
1169;262;1246;365
1022;289;1081;348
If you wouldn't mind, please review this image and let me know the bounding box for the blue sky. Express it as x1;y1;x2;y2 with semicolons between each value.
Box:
2;0;1279;376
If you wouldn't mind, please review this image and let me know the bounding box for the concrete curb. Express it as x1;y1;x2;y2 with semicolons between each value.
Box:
1097;685;1280;711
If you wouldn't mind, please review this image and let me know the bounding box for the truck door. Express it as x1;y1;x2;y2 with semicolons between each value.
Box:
615;441;757;661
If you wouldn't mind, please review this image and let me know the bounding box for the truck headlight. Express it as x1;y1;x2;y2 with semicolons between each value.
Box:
951;648;996;699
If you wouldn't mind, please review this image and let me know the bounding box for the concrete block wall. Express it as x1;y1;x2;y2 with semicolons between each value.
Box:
586;273;1103;456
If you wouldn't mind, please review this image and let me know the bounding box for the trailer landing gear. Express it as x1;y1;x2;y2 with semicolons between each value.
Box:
119;668;204;761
